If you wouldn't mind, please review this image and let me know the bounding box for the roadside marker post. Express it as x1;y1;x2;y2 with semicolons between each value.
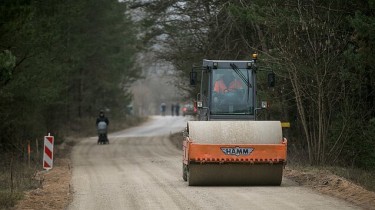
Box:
28;141;31;168
43;133;54;170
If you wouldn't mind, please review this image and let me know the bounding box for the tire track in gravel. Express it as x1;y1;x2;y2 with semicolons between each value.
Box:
131;136;201;210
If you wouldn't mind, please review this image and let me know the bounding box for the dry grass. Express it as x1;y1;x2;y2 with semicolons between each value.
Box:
327;166;375;192
285;166;375;210
0;157;42;210
0;191;22;210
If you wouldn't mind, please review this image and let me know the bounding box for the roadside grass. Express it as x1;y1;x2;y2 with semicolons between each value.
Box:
0;158;42;210
287;149;375;192
328;167;375;192
283;154;375;193
0;191;23;210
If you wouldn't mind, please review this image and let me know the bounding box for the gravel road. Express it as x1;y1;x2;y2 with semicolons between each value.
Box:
68;116;358;210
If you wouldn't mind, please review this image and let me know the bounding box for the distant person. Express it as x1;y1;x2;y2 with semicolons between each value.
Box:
96;110;109;143
96;110;109;127
175;103;180;116
171;103;175;116
160;103;166;116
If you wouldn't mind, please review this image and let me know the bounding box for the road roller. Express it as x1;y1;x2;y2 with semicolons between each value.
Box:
182;55;287;186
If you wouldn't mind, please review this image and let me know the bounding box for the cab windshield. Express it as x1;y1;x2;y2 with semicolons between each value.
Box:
211;68;254;115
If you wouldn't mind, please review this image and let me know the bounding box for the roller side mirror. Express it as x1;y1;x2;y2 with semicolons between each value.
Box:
268;72;275;87
190;71;197;86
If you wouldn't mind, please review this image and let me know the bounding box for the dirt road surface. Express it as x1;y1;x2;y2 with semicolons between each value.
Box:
68;116;358;210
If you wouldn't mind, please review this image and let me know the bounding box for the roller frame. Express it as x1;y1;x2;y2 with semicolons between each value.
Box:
183;137;287;165
182;137;287;186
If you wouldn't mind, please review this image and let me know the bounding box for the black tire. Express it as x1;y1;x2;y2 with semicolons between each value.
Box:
183;164;188;181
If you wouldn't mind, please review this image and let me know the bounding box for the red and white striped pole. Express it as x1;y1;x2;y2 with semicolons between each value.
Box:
43;133;54;170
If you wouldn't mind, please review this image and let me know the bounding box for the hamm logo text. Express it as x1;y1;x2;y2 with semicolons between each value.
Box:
221;147;254;156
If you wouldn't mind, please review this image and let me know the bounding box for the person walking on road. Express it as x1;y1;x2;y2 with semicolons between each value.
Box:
171;103;175;116
175;103;180;116
96;110;109;127
160;103;166;116
96;110;109;143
